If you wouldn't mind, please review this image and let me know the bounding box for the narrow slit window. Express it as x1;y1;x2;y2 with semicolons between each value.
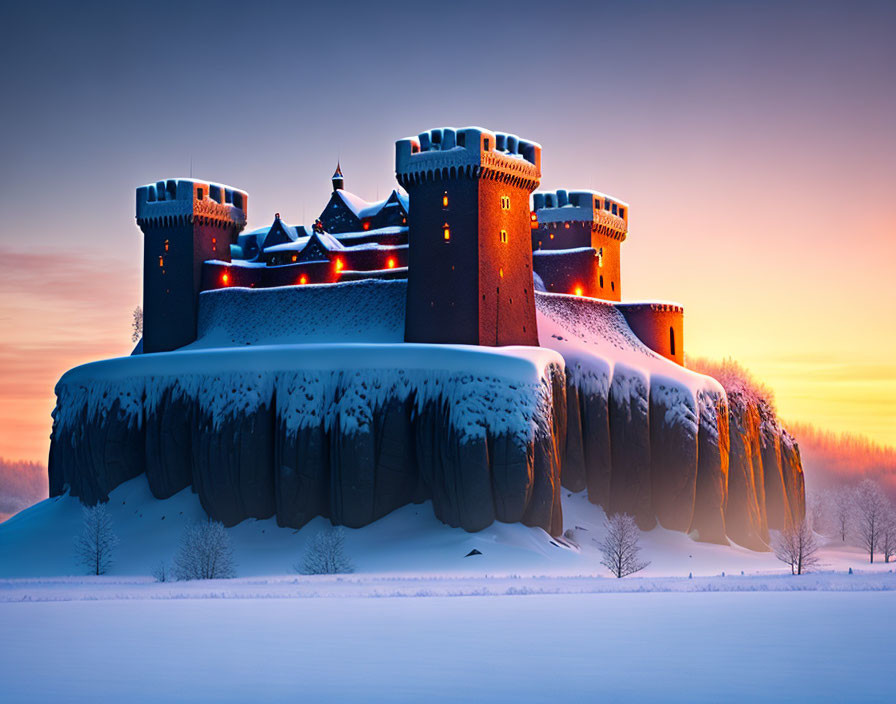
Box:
442;192;449;208
670;327;676;356
500;229;507;243
443;224;450;241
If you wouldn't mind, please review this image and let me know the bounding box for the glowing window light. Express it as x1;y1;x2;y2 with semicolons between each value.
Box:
335;258;344;272
499;268;504;279
363;221;370;231
387;257;396;269
442;193;449;208
299;274;308;285
443;224;450;241
574;286;583;297
158;256;164;267
164;239;169;252
222;272;230;285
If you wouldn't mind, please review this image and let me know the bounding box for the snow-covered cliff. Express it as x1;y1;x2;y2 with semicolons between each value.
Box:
48;280;804;545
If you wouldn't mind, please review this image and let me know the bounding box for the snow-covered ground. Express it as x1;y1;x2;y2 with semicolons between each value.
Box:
2;479;894;702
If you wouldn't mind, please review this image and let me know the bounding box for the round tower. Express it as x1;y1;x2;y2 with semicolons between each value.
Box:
136;179;248;353
395;127;541;346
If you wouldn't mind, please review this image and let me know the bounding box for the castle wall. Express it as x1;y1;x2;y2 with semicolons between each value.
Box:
615;303;684;365
532;248;598;297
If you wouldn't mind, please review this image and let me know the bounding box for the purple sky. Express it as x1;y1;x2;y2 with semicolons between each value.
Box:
1;0;894;463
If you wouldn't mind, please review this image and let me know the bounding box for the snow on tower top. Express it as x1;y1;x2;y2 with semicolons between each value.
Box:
136;178;248;228
395;126;541;190
533;188;629;230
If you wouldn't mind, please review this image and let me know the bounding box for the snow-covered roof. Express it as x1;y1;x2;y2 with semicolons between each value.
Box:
336;190;407;220
333;225;408;241
533;247;597;256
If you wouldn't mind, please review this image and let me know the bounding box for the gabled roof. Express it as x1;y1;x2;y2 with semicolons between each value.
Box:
335;189;408;220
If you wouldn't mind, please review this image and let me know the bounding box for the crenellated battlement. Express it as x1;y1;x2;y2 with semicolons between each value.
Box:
136;178;248;231
395;126;541;191
533;189;628;233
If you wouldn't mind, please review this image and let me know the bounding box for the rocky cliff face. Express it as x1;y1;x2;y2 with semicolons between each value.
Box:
49;346;565;536
48;282;804;548
535;292;805;548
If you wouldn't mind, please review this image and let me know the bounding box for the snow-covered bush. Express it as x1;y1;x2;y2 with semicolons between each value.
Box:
75;503;118;576
173;521;235;580
598;513;649;578
772;519;820;575
131;305;143;343
298;527;354;575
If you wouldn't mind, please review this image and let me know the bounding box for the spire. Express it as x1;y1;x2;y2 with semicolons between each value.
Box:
332;162;344;192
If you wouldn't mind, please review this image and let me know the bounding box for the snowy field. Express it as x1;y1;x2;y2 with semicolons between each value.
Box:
1;590;893;702
1;478;895;702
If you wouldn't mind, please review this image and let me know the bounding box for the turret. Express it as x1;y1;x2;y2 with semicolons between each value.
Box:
396;126;541;346
332;162;344;192
136;178;248;353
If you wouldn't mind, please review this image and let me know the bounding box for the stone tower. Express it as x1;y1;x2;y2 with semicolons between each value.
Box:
396;127;541;346
136;178;248;353
531;189;628;301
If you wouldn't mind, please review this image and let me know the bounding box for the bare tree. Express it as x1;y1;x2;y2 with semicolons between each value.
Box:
806;489;830;535
173;521;235;580
297;527;354;575
75;503;119;575
598;513;649;578
151;560;170;582
831;487;854;543
881;510;896;564
131;305;143;343
853;479;889;563
773;518;820;575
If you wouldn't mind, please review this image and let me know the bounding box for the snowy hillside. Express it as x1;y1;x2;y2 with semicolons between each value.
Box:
0;475;886;580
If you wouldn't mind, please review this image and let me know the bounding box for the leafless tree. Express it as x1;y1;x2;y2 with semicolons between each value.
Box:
831;487;854;543
151;560;170;582
173;521;235;580
806;489;830;535
773;518;821;575
881;509;896;564
297;527;354;575
853;479;889;563
598;513;649;578
75;503;119;575
131;305;143;343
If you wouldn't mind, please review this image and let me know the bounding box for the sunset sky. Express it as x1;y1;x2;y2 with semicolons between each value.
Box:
0;0;894;465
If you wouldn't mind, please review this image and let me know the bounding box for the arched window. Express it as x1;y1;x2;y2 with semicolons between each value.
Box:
670;327;676;356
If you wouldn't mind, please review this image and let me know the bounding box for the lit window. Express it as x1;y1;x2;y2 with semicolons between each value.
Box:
564;222;570;229
499;268;504;278
501;196;510;210
443;224;450;241
292;255;297;262
335;258;344;272
500;229;507;243
212;238;217;246
222;273;230;285
549;233;554;240
442;193;449;208
574;286;583;297
598;247;603;267
363;221;370;231
164;240;169;252
387;257;396;269
299;274;308;285
158;256;164;267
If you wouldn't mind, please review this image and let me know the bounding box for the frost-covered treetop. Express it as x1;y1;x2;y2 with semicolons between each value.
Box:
136;178;248;227
533;189;629;228
395;126;541;186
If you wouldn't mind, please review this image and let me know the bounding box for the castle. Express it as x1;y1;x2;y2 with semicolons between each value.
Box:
137;126;683;361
